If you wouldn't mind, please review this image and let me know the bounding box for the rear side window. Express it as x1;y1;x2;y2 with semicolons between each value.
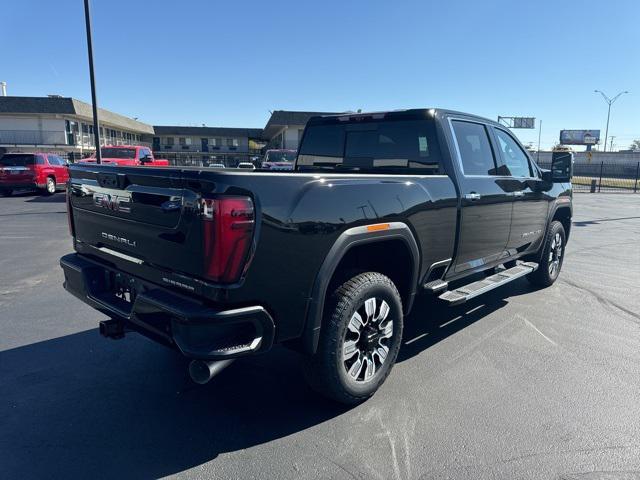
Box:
298;118;442;174
493;128;533;177
451;121;497;176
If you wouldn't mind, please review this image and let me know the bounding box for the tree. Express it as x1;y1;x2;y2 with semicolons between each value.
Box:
629;139;640;151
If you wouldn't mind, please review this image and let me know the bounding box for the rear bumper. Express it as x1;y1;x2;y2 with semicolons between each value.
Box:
0;181;39;190
60;253;275;360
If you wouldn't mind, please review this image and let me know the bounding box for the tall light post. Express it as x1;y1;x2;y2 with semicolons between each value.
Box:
83;0;101;163
594;90;628;152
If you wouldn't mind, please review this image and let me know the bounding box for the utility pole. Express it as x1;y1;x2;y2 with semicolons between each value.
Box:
594;90;629;152
537;120;542;162
83;0;101;163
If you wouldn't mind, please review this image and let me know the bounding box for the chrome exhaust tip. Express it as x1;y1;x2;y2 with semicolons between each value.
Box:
188;359;234;385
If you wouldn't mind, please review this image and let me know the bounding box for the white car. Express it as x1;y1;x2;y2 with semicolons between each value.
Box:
208;163;225;169
237;162;256;170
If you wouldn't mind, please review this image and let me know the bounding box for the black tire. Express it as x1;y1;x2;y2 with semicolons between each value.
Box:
304;272;404;405
526;220;566;287
43;176;56;196
1;189;12;197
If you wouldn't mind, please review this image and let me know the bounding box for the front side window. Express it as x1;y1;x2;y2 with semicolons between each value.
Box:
451;121;496;176
297;118;442;173
493;128;533;177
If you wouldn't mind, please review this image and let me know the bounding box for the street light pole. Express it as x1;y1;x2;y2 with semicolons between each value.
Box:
83;0;101;164
536;119;542;162
594;90;629;152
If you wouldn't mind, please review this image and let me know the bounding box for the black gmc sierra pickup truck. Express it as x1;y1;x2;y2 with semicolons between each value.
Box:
61;108;572;404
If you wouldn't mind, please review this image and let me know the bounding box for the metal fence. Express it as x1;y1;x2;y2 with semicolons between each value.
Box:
538;160;640;193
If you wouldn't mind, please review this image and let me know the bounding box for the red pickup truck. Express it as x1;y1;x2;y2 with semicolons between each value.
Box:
78;146;169;167
0;152;69;196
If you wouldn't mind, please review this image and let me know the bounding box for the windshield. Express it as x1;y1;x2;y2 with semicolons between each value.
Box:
265;150;296;163
297;118;442;174
100;148;136;159
0;154;35;166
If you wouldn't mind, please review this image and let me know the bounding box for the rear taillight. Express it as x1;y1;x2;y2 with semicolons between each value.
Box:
201;196;255;283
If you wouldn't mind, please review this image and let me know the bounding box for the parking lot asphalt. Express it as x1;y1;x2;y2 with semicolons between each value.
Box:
1;191;639;479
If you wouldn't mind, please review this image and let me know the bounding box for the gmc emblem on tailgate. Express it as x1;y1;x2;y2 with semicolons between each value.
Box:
93;193;131;213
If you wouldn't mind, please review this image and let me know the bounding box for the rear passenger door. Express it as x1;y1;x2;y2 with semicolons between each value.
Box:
491;127;549;256
449;119;512;274
47;155;68;184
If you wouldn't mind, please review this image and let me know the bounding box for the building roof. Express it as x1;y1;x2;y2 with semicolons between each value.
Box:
0;96;154;134
263;110;342;138
153;125;264;138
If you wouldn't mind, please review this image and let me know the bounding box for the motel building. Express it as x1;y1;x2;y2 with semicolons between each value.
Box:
0;95;153;158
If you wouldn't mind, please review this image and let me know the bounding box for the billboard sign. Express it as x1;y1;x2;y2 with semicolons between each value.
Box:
560;130;600;145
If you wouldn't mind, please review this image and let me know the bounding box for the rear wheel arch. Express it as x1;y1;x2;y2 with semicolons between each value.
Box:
301;223;420;354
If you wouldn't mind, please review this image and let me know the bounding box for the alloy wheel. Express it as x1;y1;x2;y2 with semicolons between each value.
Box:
548;232;563;277
342;297;394;383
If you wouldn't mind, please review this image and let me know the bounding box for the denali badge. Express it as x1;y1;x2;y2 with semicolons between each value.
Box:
94;192;131;213
101;232;137;247
521;229;542;238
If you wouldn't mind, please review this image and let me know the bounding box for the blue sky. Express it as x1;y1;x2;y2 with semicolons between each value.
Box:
2;0;638;150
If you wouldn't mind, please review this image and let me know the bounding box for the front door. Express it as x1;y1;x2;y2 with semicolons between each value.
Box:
449;119;513;274
201;138;209;152
491;127;549;256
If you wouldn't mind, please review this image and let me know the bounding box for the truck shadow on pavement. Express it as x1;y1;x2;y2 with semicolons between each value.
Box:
0;278;533;479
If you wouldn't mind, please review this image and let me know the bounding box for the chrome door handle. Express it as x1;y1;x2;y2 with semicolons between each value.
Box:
512;191;525;197
464;193;481;201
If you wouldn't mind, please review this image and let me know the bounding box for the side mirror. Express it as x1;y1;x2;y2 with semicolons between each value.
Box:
140;155;152;164
550;151;573;182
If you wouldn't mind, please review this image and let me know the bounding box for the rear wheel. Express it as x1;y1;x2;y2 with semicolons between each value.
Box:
0;189;12;197
304;272;404;405
527;220;565;287
44;177;56;195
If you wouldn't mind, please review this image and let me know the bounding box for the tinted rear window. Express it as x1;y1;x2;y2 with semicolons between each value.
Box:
451;121;497;176
0;154;35;166
297;118;442;174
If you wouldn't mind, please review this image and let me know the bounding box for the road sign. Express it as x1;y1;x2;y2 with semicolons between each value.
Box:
498;116;536;129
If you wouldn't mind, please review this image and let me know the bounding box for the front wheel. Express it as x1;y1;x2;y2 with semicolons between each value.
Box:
527;220;566;287
304;272;404;405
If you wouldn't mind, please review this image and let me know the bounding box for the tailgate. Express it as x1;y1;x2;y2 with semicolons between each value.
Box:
68;165;209;283
0;166;34;183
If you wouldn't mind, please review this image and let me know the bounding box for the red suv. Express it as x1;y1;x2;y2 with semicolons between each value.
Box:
0;153;69;197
